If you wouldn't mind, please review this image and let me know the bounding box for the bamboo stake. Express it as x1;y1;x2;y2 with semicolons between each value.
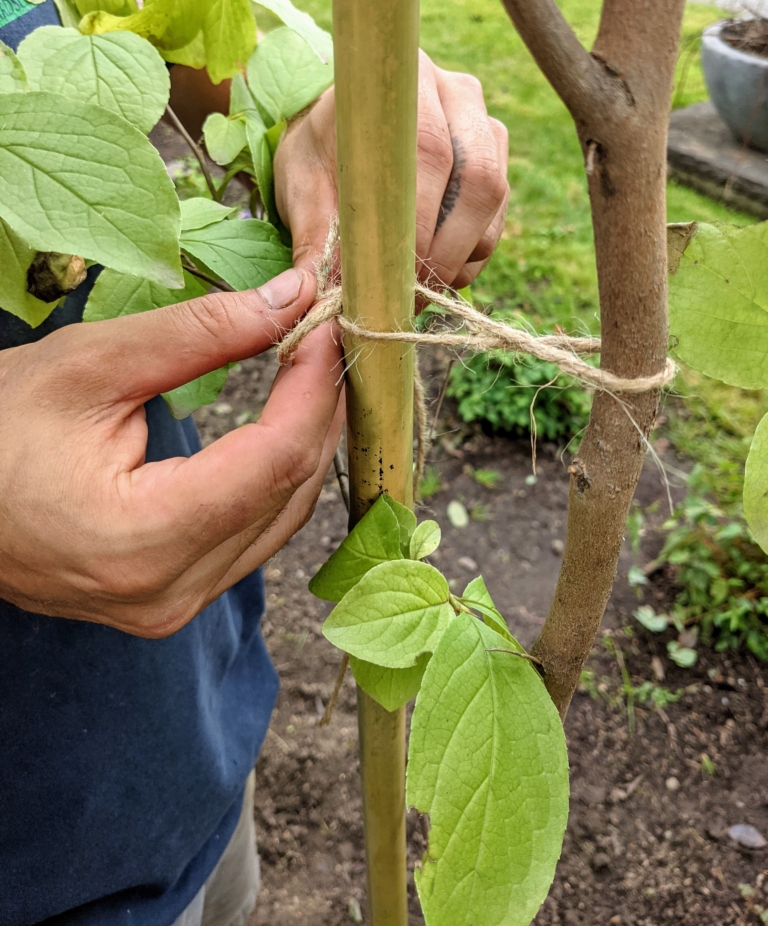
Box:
332;0;419;923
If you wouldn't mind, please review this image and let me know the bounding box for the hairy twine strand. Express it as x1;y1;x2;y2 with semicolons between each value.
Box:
277;222;676;487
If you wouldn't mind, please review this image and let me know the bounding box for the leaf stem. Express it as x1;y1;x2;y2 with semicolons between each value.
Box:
486;648;543;665
181;259;236;293
319;652;350;727
165;105;218;201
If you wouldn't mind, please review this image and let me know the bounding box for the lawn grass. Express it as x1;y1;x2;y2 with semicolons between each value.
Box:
291;0;763;489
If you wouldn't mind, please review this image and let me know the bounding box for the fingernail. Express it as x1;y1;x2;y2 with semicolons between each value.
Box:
258;268;303;310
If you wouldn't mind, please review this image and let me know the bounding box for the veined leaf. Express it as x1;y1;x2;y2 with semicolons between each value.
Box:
0;218;58;327
381;493;417;555
245;111;277;222
83;267;206;322
668;222;768;389
0;92;182;287
407;613;569;926
246;26;332;124
744;411;768;554
255;0;333;63
409;520;441;560
350;653;430;713
203;0;256;84
179;198;237;233
459;575;515;643
163;365;230;419
18;27;170;133
309;494;403;602
203;112;247;166
0;40;28;94
80;0;203;52
323;559;453;669
180;218;290;292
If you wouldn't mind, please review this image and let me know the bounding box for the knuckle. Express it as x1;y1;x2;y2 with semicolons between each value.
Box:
417;118;453;177
178;292;249;352
452;72;484;98
271;434;322;494
463;152;509;211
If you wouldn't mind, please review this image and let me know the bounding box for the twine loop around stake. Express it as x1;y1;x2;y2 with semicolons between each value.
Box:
276;220;676;483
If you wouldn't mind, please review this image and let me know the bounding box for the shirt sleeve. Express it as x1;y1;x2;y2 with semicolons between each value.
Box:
0;0;60;51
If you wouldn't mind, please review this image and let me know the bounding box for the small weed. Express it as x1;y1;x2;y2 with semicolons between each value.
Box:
700;753;717;777
469;467;502;489
470;504;491;522
418;466;443;501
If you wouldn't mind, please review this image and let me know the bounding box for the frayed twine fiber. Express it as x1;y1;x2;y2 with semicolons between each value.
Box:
277;220;676;486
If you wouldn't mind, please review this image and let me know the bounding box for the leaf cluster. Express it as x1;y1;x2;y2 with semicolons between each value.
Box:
310;494;569;926
0;1;333;415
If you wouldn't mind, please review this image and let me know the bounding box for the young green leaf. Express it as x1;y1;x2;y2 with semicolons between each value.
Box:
409;520;441;560
349;653;429;712
323;560;454;669
459;575;514;643
83;267;206;322
246;27;333;124
407;613;569;926
255;0;333;64
744;411;768;554
0;218;57;327
18;27;170;133
243;110;278;221
381;493;417;554
202;112;247;166
180;218;291;291
51;0;82;29
632;605;668;634
163;365;230;419
74;0;138;16
0;92;182;287
0;40;28;94
203;0;256;84
668;222;768;390
309;494;403;602
179;198;238;233
80;0;203;53
163;31;206;69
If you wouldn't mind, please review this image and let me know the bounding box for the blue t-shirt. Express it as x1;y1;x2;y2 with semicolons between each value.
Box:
0;7;279;925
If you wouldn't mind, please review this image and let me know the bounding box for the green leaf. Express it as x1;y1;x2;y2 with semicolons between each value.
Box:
51;0;82;29
0;218;58;327
409;520;441;560
203;0;256;84
202;112;247;166
245;111;277;221
246;26;333;124
180;218;290;291
18;27;170;133
80;0;203;52
323;560;454;669
633;605;668;634
162;30;206;69
407;613;569;926
381;494;417;555
350;653;429;712
668;222;768;390
163;365;230;419
255;0;333;64
0;40;28;94
83;267;206;322
744;411;768;554
667;640;698;668
459;576;515;643
0;92;182;287
309;494;403;602
179;198;237;233
74;0;138;15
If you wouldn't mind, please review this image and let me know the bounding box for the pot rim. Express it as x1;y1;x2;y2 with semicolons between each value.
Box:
703;19;768;68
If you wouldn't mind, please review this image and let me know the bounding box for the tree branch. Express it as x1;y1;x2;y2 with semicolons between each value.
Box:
500;0;623;124
165;105;218;201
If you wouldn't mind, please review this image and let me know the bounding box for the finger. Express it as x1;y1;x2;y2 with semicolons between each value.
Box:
47;268;317;406
414;52;454;263
465;120;510;265
274;90;339;275
128;322;344;560
423;72;509;287
452;259;489;291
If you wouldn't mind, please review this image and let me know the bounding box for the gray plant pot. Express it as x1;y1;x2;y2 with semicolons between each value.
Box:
702;20;768;153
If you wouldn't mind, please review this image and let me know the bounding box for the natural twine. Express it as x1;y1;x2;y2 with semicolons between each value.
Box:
277;220;676;485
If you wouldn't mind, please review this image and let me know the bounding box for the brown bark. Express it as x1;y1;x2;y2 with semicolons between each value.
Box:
500;0;687;717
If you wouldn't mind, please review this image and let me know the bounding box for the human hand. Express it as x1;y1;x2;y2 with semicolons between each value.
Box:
275;51;509;289
0;269;343;638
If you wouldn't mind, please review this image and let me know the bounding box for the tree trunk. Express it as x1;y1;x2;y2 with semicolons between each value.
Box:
501;0;687;716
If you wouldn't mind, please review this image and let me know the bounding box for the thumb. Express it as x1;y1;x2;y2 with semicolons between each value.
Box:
70;268;317;404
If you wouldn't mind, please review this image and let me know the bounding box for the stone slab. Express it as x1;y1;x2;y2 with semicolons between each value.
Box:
668;100;768;217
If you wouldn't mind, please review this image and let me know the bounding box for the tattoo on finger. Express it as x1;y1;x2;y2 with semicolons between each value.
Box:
436;134;466;232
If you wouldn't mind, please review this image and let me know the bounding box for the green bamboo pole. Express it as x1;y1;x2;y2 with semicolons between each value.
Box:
332;1;420;923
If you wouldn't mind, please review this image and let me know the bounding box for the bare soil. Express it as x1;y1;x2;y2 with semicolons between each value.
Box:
193;348;768;926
